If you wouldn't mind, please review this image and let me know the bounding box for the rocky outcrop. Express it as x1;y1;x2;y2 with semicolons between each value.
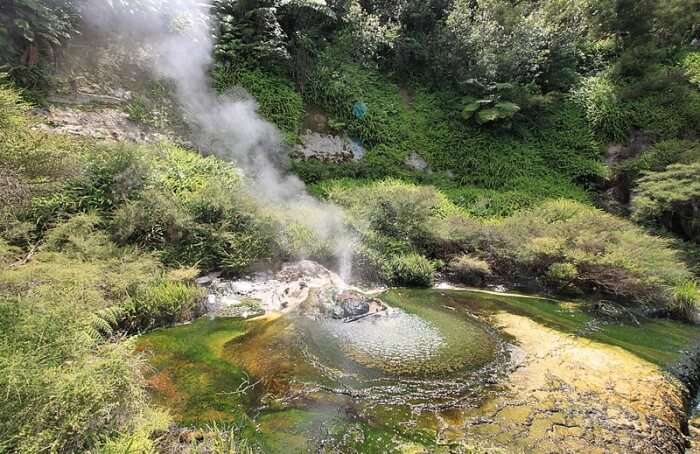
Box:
33;106;175;144
293;131;365;162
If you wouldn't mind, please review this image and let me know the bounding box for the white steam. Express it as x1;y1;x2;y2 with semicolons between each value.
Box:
81;0;353;278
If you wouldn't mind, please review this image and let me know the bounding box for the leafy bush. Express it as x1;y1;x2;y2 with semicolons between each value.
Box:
617;140;700;184
213;66;304;144
545;262;580;291
122;280;203;333
490;199;694;308
303;55;602;217
670;280;699;320
0;0;79;90
66;144;151;212
0;218;175;452
447;254;491;286
0;82;87;200
385;253;436;287
573;73;630;143
322;178;464;256
632;163;700;242
680;50;700;86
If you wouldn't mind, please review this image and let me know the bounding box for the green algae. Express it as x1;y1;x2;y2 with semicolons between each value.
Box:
136;318;252;425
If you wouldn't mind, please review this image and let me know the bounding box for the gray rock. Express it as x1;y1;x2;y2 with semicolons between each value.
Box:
294;131;364;163
341;299;370;318
405;152;429;172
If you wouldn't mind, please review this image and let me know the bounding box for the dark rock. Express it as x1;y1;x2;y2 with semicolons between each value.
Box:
318;290;385;320
341;298;370;318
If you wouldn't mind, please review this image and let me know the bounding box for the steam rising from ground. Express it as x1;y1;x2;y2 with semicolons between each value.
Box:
81;0;353;278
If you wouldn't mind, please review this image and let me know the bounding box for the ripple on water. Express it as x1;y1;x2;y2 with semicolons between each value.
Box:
320;310;446;375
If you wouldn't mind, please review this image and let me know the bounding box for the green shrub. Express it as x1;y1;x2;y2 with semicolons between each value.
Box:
491;199;694;308
0;224;174;452
670;280;699;320
322;178;465;258
680;50;700;86
0;83;87;196
632;163;700;242
572;73;630;142
618;139;700;184
112;188;193;247
0;0;79;91
303;54;602;215
447;255;491;286
545;262;580;291
213;66;304;144
122;280;203;333
43;212;116;259
66;144;151;212
385;253;436;287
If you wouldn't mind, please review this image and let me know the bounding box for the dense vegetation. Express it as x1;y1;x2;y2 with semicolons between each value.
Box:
1;0;700;451
0;82;321;451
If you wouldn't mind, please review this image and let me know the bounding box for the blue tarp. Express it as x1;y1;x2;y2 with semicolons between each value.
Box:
352;101;368;120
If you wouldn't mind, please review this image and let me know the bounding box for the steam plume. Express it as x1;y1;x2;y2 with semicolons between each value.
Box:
81;0;353;278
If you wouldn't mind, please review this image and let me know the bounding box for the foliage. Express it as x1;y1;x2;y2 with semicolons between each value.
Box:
384;252;436;287
0;81;86;205
670;280;699;320
0;215;180;452
303;56;602;216
212;0;338;85
335;0;399;67
680;50;700;87
213;65;304;144
443;0;579;89
0;0;79;91
489;199;694;307
575;65;700;143
321;178;463;256
617;139;700;184
572;72;629;143
461;87;521;126
632;163;700;242
447;254;491;286
121;280;203;333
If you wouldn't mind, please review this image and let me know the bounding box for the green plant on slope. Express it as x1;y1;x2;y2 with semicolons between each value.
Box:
0;214;187;452
572;72;629;143
632;163;700;242
680;50;700;87
491;199;694;308
213;66;304;144
617;140;700;185
447;254;491;286
385;252;436;287
670;280;699;320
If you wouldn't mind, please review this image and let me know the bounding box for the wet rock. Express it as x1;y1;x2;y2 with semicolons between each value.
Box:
336;291;370;318
316;290;386;321
204;260;353;316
